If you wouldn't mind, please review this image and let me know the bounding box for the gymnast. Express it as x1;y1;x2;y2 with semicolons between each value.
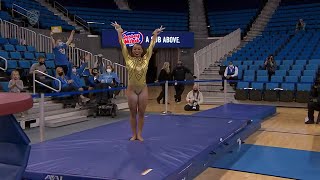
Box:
111;21;165;141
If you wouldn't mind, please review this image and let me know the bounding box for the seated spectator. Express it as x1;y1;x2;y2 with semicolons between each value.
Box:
305;85;320;124
221;61;238;91
87;68;100;88
8;70;25;117
95;64;120;103
296;19;306;31
264;54;277;81
29;56;52;92
53;67;90;105
70;61;94;98
184;84;203;111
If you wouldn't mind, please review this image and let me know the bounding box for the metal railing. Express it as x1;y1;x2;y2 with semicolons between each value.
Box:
33;70;61;94
20;27;36;47
11;3;39;28
67;47;94;67
0;56;7;71
1;20;19;39
194;28;241;79
53;1;69;17
37;34;53;53
113;62;128;97
74;15;90;31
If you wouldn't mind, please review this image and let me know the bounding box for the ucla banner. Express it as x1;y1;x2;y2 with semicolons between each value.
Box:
101;30;194;48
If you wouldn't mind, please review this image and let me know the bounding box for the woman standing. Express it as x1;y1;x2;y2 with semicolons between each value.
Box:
157;62;171;104
111;22;165;141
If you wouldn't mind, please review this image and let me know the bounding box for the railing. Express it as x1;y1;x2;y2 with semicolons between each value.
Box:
33;70;61;94
194;28;241;79
1;20;19;39
20;27;37;47
113;62;127;97
53;1;68;17
37;34;52;53
0;56;7;71
93;55;113;69
11;4;39;28
67;47;94;67
74;15;90;31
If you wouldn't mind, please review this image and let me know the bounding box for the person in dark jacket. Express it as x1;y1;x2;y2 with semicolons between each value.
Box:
264;54;277;81
172;60;196;103
305;84;320;124
157;62;171;104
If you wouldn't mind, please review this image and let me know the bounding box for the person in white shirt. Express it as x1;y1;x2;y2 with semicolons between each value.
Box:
184;84;203;111
221;61;238;91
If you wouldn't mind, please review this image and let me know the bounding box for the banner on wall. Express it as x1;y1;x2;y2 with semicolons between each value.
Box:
101;30;194;48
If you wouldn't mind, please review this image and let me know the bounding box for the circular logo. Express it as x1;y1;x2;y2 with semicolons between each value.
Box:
122;31;144;47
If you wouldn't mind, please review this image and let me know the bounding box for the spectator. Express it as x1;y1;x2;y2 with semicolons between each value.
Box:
50;30;75;77
296;19;306;31
172;60;196;103
184;84;203;111
8;70;25;117
53;67;90;105
221;61;238;91
87;68;100;88
264;55;277;81
70;62;94;99
305;85;320;124
95;64;120;103
29;56;52;92
156;62;171;104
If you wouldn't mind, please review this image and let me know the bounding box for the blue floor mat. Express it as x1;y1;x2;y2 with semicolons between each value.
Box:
211;144;320;180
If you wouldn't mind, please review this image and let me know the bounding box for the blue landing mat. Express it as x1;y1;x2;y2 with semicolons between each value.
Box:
195;103;276;122
211;144;320;180
24;114;250;180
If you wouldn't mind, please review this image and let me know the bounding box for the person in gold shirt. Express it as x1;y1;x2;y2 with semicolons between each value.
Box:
111;22;165;141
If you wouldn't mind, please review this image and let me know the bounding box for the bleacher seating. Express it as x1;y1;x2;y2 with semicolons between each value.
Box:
1;0;74;31
265;2;320;33
207;9;258;36
228;1;320;103
65;7;188;33
0;36;56;91
205;0;262;36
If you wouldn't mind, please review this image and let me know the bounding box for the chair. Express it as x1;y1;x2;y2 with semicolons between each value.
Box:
0;81;9;92
0;51;9;59
270;76;283;83
257;70;268;76
300;76;314;83
15;45;27;52
288;70;301;76
9;52;22;60
275;70;287;76
235;81;250;100
249;82;264;101
3;44;15;51
264;83;279;101
279;83;295;102
46;53;55;60
26;46;36;52
23;52;35;60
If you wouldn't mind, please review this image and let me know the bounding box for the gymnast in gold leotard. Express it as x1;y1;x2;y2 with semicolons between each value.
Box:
111;22;165;141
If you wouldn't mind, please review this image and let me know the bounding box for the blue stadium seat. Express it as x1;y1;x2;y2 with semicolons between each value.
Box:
15;45;27;52
282;60;294;66
271;76;283;83
256;76;268;82
45;61;55;69
244;76;255;82
0;38;8;45
291;65;304;71
237;81;250;89
278;65;291;70
257;70;268;76
275;70;287;76
8;38;18;45
300;76;314;83
295;60;307;65
0;82;9;92
303;70;316;77
297;83;312;91
35;52;46;59
46;53;55;60
244;70;255;76
0;51;9;59
285;76;298;83
305;64;318;70
23;52;35;60
3;44;15;51
251;82;264;90
9;52;22;60
27;46;36;52
288;70;301;76
266;83;279;90
7;60;17;74
18;61;31;69
281;83;295;90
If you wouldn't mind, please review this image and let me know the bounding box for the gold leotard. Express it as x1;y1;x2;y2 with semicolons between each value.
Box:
120;39;155;94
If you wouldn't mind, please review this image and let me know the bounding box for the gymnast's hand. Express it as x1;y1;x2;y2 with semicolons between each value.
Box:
153;25;165;35
111;21;123;32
